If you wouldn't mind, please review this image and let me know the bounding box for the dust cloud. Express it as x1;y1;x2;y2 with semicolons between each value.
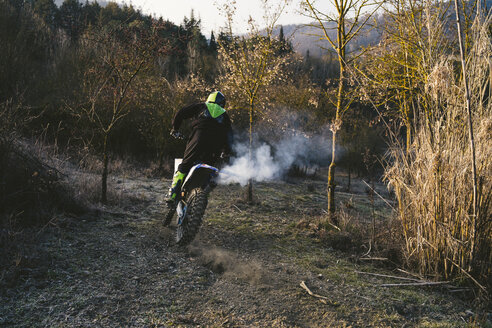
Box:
189;243;264;284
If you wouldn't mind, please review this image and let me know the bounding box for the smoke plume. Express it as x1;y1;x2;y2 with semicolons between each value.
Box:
218;133;332;185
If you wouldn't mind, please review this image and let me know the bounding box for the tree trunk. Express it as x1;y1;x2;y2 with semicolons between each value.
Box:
328;60;345;219
347;166;351;192
327;14;346;221
246;100;254;203
101;133;109;204
247;179;253;203
327;132;337;217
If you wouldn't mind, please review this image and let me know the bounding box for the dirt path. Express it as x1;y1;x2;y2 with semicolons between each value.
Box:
0;174;481;327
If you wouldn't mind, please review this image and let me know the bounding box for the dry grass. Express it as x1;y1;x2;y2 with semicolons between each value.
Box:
384;13;492;296
0;137;85;229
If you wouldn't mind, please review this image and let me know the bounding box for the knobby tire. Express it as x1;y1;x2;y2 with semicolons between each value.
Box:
176;188;208;246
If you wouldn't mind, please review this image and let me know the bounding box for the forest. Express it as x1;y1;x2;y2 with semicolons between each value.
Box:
0;0;491;326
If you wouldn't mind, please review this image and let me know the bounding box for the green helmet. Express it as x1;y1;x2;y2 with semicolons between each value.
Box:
206;91;226;108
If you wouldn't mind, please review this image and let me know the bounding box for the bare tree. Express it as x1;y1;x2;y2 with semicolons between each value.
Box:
302;0;381;217
77;23;154;203
217;0;291;202
361;0;454;152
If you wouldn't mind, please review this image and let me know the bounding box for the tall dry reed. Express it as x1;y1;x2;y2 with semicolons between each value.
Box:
384;13;491;294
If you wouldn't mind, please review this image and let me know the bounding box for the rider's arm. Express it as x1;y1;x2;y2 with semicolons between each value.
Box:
172;103;205;131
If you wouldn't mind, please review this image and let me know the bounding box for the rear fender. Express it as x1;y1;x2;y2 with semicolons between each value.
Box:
182;164;218;193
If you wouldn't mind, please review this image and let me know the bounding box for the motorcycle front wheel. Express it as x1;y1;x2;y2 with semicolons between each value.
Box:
176;188;208;246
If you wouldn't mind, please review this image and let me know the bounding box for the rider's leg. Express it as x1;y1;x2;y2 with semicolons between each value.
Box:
166;170;186;203
165;139;199;203
166;130;216;203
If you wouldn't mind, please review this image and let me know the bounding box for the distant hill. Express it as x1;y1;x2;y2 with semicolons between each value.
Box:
54;0;109;7
54;0;491;58
275;0;491;57
275;21;383;57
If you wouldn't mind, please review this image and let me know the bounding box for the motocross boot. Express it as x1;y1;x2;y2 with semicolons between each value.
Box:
166;171;185;204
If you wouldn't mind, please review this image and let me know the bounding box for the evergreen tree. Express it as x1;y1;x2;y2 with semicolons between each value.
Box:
58;0;83;41
182;10;207;74
209;31;217;52
81;0;101;28
99;2;123;25
33;0;58;28
277;25;293;55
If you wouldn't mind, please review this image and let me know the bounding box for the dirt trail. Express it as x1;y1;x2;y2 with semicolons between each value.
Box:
0;173;482;327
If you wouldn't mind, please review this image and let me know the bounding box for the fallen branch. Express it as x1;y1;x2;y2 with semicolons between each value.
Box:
359;257;388;261
396;268;424;280
321;209;341;231
362;180;395;211
445;256;487;294
232;204;243;213
380;281;449;287
355;270;421;282
423;240;488;294
299;281;339;306
448;288;474;293
361;240;372;257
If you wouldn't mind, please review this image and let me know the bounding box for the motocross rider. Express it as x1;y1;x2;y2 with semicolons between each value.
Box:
166;91;233;203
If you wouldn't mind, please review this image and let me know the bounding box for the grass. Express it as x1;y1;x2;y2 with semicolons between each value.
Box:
383;12;492;296
1;163;487;327
204;176;490;325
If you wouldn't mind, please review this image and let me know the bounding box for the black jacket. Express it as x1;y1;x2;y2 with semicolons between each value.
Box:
172;103;233;172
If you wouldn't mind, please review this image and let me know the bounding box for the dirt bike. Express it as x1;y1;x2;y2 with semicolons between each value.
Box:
163;162;219;246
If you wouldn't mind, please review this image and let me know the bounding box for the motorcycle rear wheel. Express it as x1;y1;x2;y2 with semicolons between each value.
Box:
176;188;208;246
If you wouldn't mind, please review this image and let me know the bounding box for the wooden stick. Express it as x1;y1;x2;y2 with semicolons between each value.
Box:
396;268;424;280
232;204;243;213
362;180;396;211
380;281;449;287
359;257;388;261
299;281;338;306
355;270;421;282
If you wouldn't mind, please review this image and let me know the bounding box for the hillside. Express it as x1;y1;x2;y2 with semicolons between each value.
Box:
275;0;492;57
277;21;383;57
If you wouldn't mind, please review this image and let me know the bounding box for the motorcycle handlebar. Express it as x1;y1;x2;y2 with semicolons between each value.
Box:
170;130;185;140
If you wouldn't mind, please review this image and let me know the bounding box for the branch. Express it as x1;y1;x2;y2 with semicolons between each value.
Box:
304;0;337;50
355;270;421;282
344;2;383;47
380;281;450;287
299;281;339;306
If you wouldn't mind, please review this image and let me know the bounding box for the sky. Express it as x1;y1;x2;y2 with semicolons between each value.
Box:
113;0;320;37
